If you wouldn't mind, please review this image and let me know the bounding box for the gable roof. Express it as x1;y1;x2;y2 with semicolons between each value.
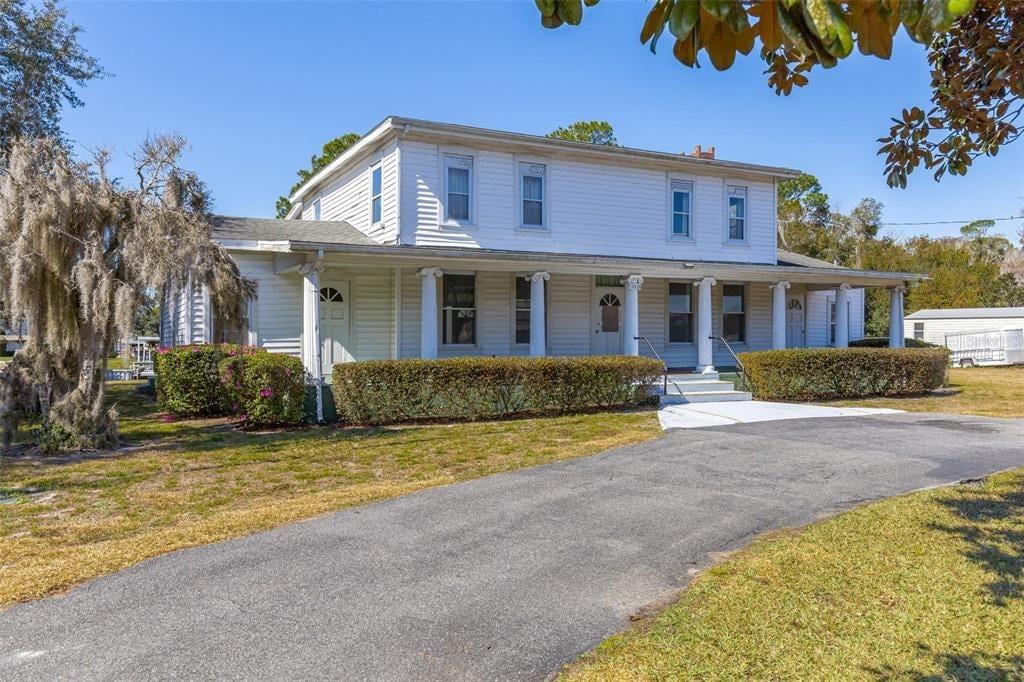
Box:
210;215;378;246
288;116;803;210
906;307;1024;320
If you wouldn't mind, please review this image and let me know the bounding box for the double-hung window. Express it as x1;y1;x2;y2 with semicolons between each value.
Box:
442;274;476;345
913;322;924;340
514;276;547;345
370;164;382;224
313;198;321;221
444;154;473;224
520;163;546;229
722;284;746;343
667;282;693;343
727;185;746;241
670;180;692;238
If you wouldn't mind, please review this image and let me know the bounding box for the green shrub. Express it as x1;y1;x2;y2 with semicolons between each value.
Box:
155;345;238;417
331;356;663;425
739;348;950;401
849;336;938;348
219;352;306;428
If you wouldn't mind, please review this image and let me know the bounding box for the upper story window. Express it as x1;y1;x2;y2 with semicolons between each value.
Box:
722;284;746;343
442;273;476;345
371;164;382;224
667;282;693;343
313;198;321;221
444;154;473;224
520;162;546;229
727;185;746;241
670;180;693;238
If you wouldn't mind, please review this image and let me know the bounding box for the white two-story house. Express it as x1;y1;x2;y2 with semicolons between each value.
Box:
161;117;922;416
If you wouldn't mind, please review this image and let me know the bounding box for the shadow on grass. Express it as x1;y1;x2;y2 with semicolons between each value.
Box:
930;483;1024;607
867;643;1024;680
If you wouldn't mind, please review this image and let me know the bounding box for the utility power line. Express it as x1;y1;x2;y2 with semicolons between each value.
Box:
880;215;1023;227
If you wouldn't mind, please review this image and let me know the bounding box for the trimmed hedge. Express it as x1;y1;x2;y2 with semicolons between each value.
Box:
154;344;261;418
331;356;663;425
738;348;949;401
850;336;938;349
219;352;306;428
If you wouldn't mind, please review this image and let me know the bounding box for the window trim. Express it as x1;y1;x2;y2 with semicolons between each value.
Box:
370;162;383;226
312;197;321;221
719;282;748;346
666;177;695;241
511;274;549;347
913;322;925;340
439;150;477;229
665;280;696;346
515;156;549;231
439;271;479;348
724;183;748;245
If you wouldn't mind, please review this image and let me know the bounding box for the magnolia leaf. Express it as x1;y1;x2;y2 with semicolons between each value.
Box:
584;0;600;6
673;31;700;67
535;0;557;17
560;0;584;25
701;10;738;70
724;2;751;34
541;13;564;28
824;1;853;57
701;0;733;21
851;1;894;58
736;24;757;55
669;0;700;40
750;0;783;51
641;0;672;44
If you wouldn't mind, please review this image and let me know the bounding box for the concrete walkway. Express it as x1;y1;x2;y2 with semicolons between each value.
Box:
1;413;1022;681
659;400;902;429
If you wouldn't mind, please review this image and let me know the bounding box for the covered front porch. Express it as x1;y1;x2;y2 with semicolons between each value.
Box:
274;245;914;388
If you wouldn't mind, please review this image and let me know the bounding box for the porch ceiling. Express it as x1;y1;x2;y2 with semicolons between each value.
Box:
246;240;924;288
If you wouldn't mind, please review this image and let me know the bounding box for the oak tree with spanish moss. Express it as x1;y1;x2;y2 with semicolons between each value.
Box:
0;135;253;451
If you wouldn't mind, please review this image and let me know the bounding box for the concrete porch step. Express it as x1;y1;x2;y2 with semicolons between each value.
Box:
660;390;753;405
666;372;719;382
665;380;736;394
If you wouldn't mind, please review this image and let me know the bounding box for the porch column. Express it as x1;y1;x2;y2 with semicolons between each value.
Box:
696;277;716;373
888;285;906;348
770;281;790;350
623;275;643;356
419;267;442;359
300;261;324;423
529;271;549;357
835;283;851;348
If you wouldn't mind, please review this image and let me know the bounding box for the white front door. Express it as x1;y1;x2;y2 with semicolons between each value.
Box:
319;281;353;376
592;287;623;355
786;295;805;348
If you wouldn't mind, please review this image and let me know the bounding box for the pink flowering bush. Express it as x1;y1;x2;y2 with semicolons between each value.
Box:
155;344;260;417
219;352;306;428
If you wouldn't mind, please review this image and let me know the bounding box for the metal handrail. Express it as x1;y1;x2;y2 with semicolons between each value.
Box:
710;335;753;394
635;336;668;396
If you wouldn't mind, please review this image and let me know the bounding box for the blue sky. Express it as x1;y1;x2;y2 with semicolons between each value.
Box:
62;1;1023;240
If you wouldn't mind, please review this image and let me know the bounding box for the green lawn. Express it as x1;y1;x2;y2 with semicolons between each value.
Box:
0;382;661;607
831;365;1024;418
565;469;1024;680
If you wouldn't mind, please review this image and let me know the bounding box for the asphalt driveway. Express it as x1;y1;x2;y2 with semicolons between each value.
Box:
1;412;1022;680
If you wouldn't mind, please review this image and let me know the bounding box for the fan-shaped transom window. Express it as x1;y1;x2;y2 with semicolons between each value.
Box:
786;298;802;310
319;287;344;303
599;293;620;307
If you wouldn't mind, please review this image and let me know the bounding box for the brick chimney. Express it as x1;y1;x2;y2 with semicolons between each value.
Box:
688;145;716;160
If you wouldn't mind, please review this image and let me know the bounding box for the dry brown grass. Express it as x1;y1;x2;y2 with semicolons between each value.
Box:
830;365;1024;418
0;382;661;608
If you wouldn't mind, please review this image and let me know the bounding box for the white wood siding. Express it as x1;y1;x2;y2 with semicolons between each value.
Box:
904;315;1024;345
400;141;777;264
301;141;400;244
806;287;865;347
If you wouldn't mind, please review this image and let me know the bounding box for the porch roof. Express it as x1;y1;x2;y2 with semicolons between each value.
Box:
213;219;923;288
